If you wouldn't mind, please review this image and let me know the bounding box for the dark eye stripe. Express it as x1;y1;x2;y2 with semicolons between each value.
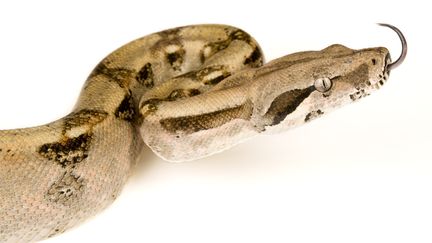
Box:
264;86;315;126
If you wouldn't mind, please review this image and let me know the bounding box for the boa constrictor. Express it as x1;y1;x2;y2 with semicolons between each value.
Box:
0;23;406;242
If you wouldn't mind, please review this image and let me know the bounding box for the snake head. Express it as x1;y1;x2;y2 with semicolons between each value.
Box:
311;44;391;104
305;23;406;114
252;24;406;130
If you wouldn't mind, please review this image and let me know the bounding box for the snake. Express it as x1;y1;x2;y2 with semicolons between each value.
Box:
0;23;406;242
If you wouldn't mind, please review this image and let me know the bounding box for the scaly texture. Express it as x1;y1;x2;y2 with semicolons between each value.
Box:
0;24;400;242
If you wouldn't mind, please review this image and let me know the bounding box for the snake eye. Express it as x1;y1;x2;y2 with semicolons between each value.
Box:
314;77;332;93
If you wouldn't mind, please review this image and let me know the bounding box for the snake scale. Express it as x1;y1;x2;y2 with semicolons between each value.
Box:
0;24;406;242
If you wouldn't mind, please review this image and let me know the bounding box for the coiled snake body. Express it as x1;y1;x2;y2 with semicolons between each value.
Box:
0;24;406;242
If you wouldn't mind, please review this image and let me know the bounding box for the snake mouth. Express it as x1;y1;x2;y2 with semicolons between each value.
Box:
371;53;391;90
375;53;391;89
349;73;386;102
350;64;389;101
374;72;388;90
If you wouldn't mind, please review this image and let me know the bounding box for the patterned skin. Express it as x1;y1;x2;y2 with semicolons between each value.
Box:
0;24;405;242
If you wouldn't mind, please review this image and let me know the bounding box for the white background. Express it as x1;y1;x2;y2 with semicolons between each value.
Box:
0;1;431;242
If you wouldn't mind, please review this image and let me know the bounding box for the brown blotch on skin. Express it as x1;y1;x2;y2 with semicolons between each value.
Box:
63;109;108;132
304;109;324;122
244;46;263;66
196;65;231;85
115;93;136;121
160;101;253;134
39;133;92;168
166;47;185;71
264;86;316;126
46;171;84;206
140;89;200;118
136;63;154;88
228;29;254;43
175;65;231;85
200;29;258;63
168;89;201;100
89;63;135;88
139;98;161;111
139;98;162;118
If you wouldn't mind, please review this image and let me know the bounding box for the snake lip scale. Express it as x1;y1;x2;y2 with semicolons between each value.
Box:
0;24;406;242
